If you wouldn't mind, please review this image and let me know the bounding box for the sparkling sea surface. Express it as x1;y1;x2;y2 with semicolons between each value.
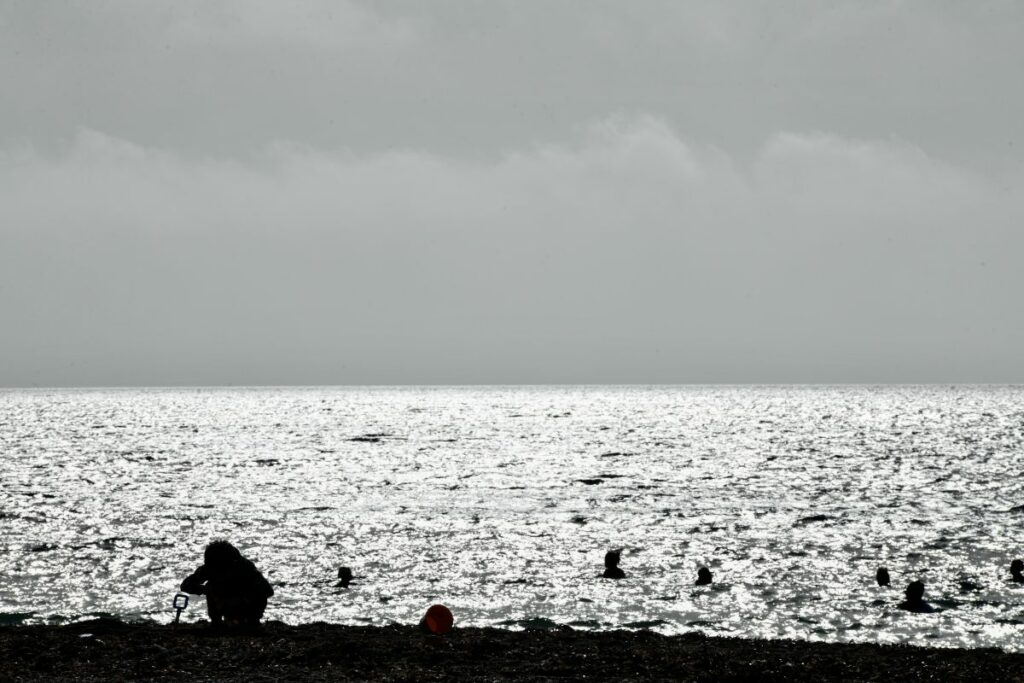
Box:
2;386;1024;650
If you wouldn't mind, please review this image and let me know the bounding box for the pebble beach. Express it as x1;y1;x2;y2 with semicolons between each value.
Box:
2;619;1023;682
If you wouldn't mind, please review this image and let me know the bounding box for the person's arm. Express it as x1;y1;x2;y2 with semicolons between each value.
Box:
180;565;208;594
257;570;274;598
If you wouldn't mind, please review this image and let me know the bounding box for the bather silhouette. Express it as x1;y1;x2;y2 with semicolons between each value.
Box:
336;566;354;588
876;567;890;587
602;550;625;579
1011;559;1024;583
180;540;274;626
897;580;936;613
695;567;713;585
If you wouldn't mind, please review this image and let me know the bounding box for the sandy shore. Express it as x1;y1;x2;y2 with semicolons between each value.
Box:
1;619;1022;682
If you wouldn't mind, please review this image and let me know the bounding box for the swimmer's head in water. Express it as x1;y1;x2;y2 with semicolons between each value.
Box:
905;580;925;602
338;566;353;583
876;567;891;586
1011;559;1023;575
696;567;713;584
604;550;621;569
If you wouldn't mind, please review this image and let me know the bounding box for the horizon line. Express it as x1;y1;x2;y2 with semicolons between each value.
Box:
2;382;1022;391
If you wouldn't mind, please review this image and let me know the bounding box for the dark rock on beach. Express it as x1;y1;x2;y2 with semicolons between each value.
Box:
2;620;1023;682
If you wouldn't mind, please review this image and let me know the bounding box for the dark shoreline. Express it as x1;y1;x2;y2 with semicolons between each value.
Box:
2;620;1023;682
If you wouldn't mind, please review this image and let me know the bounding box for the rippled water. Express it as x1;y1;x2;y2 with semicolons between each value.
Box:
2;386;1024;650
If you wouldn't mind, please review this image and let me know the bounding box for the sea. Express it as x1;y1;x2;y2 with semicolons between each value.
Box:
2;385;1023;651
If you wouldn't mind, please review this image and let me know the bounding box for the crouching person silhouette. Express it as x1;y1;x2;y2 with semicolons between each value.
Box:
180;540;274;626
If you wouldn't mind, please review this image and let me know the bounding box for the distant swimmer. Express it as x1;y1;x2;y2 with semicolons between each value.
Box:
695;567;713;585
336;566;354;588
897;580;936;613
1011;559;1024;583
876;567;890;587
602;550;625;579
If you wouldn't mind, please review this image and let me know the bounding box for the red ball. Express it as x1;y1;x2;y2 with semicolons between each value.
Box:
423;604;454;635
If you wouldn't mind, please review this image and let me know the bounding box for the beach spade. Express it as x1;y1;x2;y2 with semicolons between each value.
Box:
421;604;454;635
172;593;189;624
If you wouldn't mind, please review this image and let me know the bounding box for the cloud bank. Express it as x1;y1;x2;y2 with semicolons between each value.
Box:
4;1;1023;169
3;118;1022;385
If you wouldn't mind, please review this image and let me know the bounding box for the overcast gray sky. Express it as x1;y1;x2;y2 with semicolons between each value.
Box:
2;1;1023;386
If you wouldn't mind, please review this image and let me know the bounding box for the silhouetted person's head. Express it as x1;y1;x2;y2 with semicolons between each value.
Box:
604;551;621;569
204;541;242;577
897;579;938;613
876;567;890;587
602;550;625;579
696;567;713;585
1011;559;1023;582
337;566;353;587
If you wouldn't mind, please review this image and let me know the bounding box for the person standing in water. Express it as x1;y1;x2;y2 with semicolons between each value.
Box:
897;580;936;613
602;550;625;579
336;566;354;588
695;567;713;585
876;567;891;587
